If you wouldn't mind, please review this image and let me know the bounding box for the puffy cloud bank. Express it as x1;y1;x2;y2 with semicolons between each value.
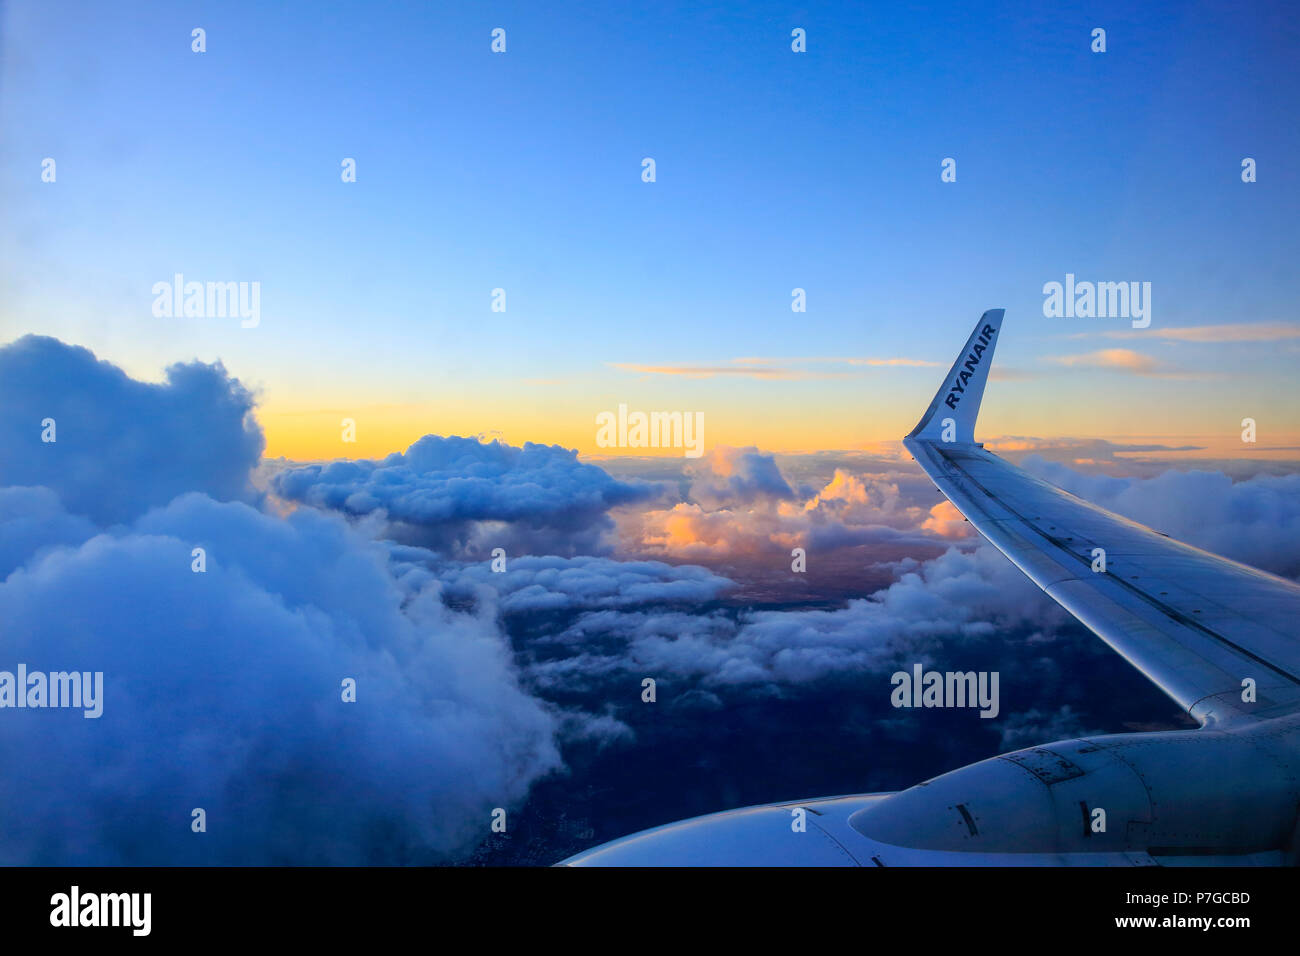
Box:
0;338;560;864
0;335;264;525
0;485;97;580
273;436;657;558
620;447;940;562
685;446;794;509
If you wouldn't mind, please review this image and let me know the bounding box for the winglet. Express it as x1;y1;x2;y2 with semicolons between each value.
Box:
906;308;1005;444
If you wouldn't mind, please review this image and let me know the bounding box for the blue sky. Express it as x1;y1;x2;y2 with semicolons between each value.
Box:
3;0;1298;456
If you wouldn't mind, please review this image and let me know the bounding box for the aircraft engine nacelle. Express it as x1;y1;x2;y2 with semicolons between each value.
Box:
848;725;1300;858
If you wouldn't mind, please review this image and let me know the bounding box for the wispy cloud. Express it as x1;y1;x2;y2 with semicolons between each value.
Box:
610;356;939;379
732;356;940;367
848;357;942;367
985;436;1205;457
990;367;1038;381
609;363;801;379
1046;348;1173;376
1070;321;1300;343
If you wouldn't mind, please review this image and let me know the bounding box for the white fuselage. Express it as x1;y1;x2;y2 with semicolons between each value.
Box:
560;713;1300;866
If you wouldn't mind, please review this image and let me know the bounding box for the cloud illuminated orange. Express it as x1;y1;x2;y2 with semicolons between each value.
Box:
1047;348;1168;375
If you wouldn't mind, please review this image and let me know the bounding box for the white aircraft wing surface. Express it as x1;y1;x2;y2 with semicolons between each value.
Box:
904;309;1300;727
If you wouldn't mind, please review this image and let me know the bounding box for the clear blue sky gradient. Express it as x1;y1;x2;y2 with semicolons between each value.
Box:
3;0;1298;452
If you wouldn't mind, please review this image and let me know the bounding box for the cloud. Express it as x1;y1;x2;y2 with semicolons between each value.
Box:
984;436;1205;460
0;493;560;864
608;356;938;379
523;545;1070;693
621;452;941;562
551;708;636;751
623;502;762;559
0;336;264;524
1045;348;1170;375
922;500;973;539
733;356;939;367
999;705;1102;751
0;341;565;864
0;486;96;579
1076;322;1300;343
607;447;807;562
847;358;942;367
609;362;798;379
437;554;734;614
707;546;1066;686
686;446;795;509
273;435;657;558
1020;457;1300;578
990;367;1039;381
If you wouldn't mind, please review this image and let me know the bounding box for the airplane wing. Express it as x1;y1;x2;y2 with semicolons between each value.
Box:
904;309;1300;727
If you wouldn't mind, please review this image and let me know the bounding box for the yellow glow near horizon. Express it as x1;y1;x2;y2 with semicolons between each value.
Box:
257;396;1300;464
